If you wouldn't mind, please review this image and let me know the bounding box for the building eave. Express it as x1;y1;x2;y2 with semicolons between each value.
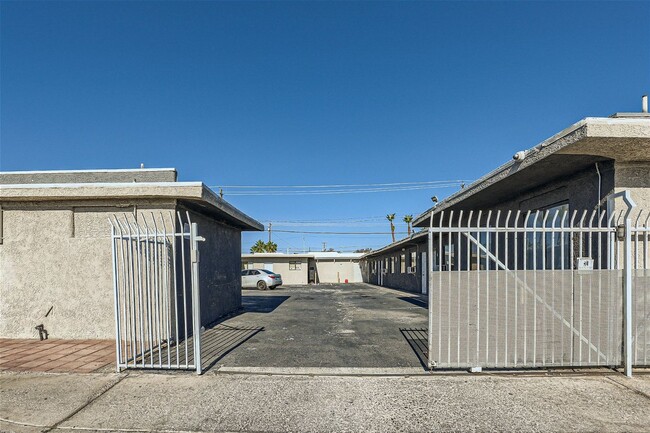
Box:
0;181;263;231
413;117;650;227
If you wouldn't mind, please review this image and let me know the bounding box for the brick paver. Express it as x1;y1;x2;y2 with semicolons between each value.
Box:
0;339;114;373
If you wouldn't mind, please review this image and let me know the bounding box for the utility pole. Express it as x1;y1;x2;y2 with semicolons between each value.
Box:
322;242;326;252
219;188;224;199
268;223;272;243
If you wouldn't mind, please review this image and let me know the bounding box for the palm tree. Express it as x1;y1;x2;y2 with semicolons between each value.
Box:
386;213;396;243
265;241;278;253
403;214;413;236
250;240;267;253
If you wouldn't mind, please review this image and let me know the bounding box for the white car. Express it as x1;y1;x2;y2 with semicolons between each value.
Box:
241;269;283;290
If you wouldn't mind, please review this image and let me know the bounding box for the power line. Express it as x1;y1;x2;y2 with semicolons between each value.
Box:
210;179;469;196
220;184;462;196
272;229;410;235
217;180;468;189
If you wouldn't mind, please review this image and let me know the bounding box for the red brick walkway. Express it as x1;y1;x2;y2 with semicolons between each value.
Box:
0;339;115;373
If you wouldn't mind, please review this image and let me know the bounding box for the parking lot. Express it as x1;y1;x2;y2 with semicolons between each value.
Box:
208;283;429;372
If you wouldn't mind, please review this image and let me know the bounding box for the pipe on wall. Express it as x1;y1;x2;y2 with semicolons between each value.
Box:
595;162;602;212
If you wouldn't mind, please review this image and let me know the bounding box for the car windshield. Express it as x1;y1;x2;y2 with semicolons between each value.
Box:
260;269;275;275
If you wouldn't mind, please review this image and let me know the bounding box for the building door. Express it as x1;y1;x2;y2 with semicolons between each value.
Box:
421;252;427;295
308;259;317;283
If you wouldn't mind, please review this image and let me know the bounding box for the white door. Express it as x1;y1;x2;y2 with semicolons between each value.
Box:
379;261;383;285
421;253;427;294
264;263;273;272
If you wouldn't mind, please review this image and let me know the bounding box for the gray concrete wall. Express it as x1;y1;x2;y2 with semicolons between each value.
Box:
0;169;177;185
362;242;426;293
182;208;243;327
486;160;614;218
0;199;176;339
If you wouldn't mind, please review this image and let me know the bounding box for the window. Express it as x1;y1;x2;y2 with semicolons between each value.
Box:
400;254;406;273
289;261;301;270
410;251;417;271
390;257;395;274
525;202;570;270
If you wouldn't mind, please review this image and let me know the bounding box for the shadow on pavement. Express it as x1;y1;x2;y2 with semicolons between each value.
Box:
397;296;427;309
242;295;290;313
202;323;264;372
400;328;429;369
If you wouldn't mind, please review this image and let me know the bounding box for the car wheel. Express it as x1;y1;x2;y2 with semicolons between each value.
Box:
257;280;268;290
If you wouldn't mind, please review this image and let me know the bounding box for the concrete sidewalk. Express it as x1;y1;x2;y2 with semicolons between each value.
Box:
2;370;650;433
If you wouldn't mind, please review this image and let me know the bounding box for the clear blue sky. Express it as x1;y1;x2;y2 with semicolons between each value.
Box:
2;1;649;252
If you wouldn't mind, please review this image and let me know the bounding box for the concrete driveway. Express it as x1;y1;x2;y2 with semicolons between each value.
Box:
209;283;428;372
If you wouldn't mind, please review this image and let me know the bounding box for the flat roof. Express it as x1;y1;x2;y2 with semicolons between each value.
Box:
0;168;178;185
413;116;650;227
0;168;176;174
0;181;263;231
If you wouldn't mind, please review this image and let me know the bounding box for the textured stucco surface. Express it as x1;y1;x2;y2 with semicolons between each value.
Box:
0;168;177;185
0;200;176;339
0;200;247;339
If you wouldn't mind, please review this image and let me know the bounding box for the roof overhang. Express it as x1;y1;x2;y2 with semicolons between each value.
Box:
0;181;263;231
362;230;428;258
413;117;650;227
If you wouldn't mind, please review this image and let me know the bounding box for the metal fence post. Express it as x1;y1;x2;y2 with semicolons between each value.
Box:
190;222;204;375
623;216;633;377
427;228;435;369
110;224;122;373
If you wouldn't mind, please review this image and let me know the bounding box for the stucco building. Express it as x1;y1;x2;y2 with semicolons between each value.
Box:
0;168;263;340
241;252;363;285
362;110;650;293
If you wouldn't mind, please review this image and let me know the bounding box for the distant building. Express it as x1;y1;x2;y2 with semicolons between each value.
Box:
241;252;363;285
0;168;263;339
362;109;650;293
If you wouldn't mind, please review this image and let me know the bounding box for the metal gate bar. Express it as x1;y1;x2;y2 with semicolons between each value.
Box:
110;211;203;374
426;206;634;371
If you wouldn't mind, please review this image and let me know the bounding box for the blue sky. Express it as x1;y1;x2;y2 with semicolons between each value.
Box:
2;1;649;252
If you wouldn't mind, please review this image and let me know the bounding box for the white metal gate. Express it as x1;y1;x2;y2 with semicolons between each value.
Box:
426;199;649;376
110;211;204;374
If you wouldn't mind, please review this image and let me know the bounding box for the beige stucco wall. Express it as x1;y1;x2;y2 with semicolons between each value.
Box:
0;199;176;339
242;257;309;285
314;260;362;284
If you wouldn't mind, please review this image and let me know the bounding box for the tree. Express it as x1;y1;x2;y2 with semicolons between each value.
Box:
265;241;278;253
403;214;413;236
250;240;267;253
386;213;396;243
249;240;278;253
